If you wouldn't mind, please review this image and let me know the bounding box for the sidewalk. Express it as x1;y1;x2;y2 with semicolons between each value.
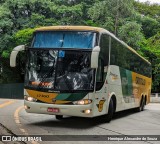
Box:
150;93;160;103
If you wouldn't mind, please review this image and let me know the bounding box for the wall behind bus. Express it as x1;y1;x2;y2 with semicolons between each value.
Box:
0;83;24;99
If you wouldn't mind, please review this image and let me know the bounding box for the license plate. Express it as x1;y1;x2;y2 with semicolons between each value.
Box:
47;108;59;113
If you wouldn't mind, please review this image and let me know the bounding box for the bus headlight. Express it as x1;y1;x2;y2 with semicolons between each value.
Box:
73;99;92;105
24;95;37;102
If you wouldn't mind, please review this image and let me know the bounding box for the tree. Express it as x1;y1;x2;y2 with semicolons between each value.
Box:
134;13;160;38
134;1;160;20
138;32;160;92
0;0;98;56
13;28;35;46
0;28;35;84
88;0;136;35
118;21;144;49
141;16;160;38
134;1;160;38
147;32;160;56
0;6;13;53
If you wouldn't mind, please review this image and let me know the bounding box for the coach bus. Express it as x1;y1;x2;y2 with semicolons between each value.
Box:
10;26;152;122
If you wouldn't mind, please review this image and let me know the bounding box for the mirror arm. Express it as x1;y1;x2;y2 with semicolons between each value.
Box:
10;45;25;67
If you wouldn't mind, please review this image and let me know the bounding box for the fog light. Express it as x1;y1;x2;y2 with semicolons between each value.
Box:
24;105;30;110
84;109;91;114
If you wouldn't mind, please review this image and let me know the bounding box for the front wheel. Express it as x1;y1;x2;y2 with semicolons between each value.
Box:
102;99;114;123
55;115;63;120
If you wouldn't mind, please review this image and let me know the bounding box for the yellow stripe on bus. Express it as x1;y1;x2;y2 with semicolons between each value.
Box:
26;89;71;104
26;89;58;103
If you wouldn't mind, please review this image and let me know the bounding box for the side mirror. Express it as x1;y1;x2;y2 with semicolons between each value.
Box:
10;45;25;67
91;46;100;68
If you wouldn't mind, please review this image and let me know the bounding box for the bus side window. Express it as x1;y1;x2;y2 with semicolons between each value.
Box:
96;34;109;91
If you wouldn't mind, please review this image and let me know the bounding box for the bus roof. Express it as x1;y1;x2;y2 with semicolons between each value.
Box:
35;26;151;65
35;26;104;32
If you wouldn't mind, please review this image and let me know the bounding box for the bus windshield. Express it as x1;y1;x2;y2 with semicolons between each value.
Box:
33;31;96;49
24;49;95;92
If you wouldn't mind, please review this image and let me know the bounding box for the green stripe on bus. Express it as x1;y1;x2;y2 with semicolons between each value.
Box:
119;68;133;97
55;93;88;101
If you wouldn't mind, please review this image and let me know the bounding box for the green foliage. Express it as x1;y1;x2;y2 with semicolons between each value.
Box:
0;0;96;55
1;50;10;58
13;28;35;46
0;57;23;83
135;13;160;38
88;0;136;34
140;16;160;38
137;32;160;92
118;21;144;49
84;20;98;27
146;32;160;92
147;32;160;56
134;1;160;19
133;2;160;92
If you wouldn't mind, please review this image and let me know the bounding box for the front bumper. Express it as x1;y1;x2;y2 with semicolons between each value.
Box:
24;100;93;118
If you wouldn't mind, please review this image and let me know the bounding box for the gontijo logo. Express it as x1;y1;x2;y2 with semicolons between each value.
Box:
135;77;146;85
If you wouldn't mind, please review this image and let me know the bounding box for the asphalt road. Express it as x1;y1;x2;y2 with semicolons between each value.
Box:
0;98;160;144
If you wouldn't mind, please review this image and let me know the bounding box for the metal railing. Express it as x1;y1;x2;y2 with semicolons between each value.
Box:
151;93;160;97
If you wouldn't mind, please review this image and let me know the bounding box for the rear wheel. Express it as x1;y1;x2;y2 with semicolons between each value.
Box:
141;98;145;111
135;97;145;112
55;115;63;120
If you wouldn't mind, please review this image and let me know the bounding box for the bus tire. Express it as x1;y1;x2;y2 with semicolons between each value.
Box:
55;115;63;120
103;98;114;123
141;98;145;111
136;97;145;112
